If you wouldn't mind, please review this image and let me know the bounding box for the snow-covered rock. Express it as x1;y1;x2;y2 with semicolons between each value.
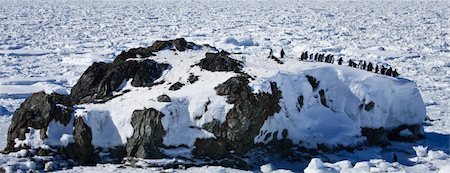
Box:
3;38;426;168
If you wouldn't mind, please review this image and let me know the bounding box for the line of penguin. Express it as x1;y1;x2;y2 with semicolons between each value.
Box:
267;49;400;77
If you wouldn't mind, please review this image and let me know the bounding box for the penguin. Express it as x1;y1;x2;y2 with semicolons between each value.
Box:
338;58;343;65
386;67;393;76
375;65;379;73
381;65;386;74
367;62;373;72
268;49;273;59
393;69;399;77
280;49;285;59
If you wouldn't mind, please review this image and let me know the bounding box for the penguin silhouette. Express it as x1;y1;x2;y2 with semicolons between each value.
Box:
338;58;343;65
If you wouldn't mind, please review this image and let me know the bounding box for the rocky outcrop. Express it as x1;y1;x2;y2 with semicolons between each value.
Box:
70;60;169;104
113;38;202;63
362;124;425;146
157;94;171;102
63;117;96;165
168;82;185;91
4;92;72;153
126;108;165;159
195;75;282;158
70;38;209;104
3;38;426;170
197;50;243;72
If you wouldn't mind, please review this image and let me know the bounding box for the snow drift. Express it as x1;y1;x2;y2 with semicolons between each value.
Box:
3;38;426;168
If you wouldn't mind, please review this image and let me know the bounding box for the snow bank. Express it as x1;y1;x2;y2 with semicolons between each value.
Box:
222;37;257;47
304;146;450;173
251;60;425;147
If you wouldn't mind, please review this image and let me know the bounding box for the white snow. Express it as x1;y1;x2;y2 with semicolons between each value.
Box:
251;61;424;147
413;145;429;157
45;117;74;147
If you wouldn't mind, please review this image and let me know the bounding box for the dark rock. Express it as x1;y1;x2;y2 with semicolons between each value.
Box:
131;61;170;87
388;124;425;142
361;127;390;146
70;59;169;104
64;117;96;165
266;129;295;156
193;138;229;159
157;94;171;102
306;75;320;90
297;95;304;111
187;74;199;84
364;101;375;111
126;108;165;159
393;153;398;162
408;124;425;138
361;124;425;146
114;38;201;63
197;50;243;72
3;92;72;153
197;75;282;157
36;148;52;156
318;89;328;107
169;82;185;91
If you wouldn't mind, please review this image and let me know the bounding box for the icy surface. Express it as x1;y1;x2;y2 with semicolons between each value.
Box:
0;0;449;172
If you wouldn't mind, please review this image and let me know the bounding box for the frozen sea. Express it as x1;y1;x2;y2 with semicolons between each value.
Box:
0;0;449;172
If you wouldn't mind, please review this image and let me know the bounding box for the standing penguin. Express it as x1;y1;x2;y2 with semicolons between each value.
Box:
380;65;386;74
375;65;379;73
348;59;354;67
301;51;307;60
338;58;343;65
386;67;393;76
367;62;373;72
393;69;399;77
280;49;285;59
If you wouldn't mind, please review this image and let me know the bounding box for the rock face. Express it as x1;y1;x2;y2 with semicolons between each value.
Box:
196;76;282;157
126;108;165;159
63;117;96;165
361;124;425;146
113;38;202;63
3;38;426;168
197;50;243;72
4;92;72;153
70;59;169;104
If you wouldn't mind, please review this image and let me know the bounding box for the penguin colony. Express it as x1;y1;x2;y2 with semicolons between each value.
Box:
267;49;400;77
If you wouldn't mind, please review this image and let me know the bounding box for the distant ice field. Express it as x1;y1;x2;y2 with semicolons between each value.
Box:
0;0;449;172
